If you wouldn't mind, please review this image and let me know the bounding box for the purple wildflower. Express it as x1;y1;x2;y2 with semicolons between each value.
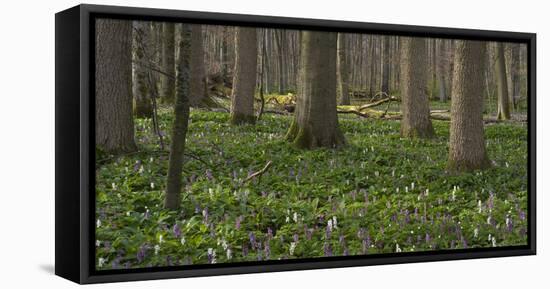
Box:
133;160;142;172
205;169;213;180
519;210;526;221
324;242;333;256
173;224;181;238
242;244;249;257
137;245;146;263
249;232;256;249
264;240;271;259
293;233;299;243
267;227;273;239
425;233;431;244
235;216;242;230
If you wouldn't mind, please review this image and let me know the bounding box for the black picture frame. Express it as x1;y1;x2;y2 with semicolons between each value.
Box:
55;4;536;284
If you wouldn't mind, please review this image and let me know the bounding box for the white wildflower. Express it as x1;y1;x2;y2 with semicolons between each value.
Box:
289;242;297;255
478;200;482;213
487;216;492;225
375;171;379;177
226;249;232;260
126;211;131;216
285;215;290;223
138;165;144;173
293;212;298;223
333;216;338;229
474;228;479;238
209;188;214;198
150;182;155;189
154;244;161;255
488;234;492;242
411;182;415;190
111;183;117;190
180;237;186;245
96;219;101;228
491;237;497;247
159;235;164;244
391;170;395;177
327;220;333;232
98;257;107;267
395;243;402;253
96;240;101;247
405;186;409;193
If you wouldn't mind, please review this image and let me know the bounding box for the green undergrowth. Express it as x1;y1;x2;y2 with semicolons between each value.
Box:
95;109;528;270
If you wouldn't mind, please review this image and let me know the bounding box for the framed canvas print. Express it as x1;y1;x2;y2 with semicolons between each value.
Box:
55;4;536;284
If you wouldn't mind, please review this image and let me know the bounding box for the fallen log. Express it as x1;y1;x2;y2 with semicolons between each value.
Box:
358;96;400;111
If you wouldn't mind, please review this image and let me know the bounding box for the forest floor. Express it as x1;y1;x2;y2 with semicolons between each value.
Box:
95;100;528;270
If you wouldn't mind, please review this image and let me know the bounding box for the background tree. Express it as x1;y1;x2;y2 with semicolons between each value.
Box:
96;19;136;153
230;27;258;125
165;24;192;210
189;25;208;107
161;22;176;103
133;21;154;118
509;43;521;109
286;31;345;149
447;40;491;172
381;36;391;95
436;39;448;102
495;42;511;120
400;37;434;138
337;33;350;105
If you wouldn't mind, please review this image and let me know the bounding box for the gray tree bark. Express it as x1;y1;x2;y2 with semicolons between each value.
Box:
230;27;258;125
447;40;491;172
337;33;351;105
400;37;434;138
165;24;192;210
96;19;137;154
133;21;153;118
381;36;391;95
436;39;447;102
286;31;345;149
496;42;511;120
189;25;208;107
161;22;176;103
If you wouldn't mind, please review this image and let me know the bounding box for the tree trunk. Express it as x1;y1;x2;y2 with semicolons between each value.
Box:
189;25;208;107
436;39;447;102
230;27;258;125
133;21;154;118
368;36;376;98
400;37;434;138
161;23;176;103
286;31;345;149
96;19;137;154
495;42;511;120
165;24;192;210
447;40;491;172
337;33;351;105
510;43;521;109
381;36;391;95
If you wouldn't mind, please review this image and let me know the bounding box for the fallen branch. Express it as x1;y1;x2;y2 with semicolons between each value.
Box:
358;96;400;111
243;161;272;183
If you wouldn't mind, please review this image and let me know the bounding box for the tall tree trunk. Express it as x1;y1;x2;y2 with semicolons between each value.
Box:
381;36;391;95
133;21;153;118
430;39;437;99
230;27;258;125
337;33;350;105
161;23;176;103
286;31;345;149
189;25;208;107
510;43;521;109
495;42;511;120
436;39;447;102
447;40;491;172
400;37;434;138
276;30;286;94
165;24;192;210
368;36;376;98
96;19;136;154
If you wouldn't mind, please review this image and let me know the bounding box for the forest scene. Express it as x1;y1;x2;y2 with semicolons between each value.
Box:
94;18;529;270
